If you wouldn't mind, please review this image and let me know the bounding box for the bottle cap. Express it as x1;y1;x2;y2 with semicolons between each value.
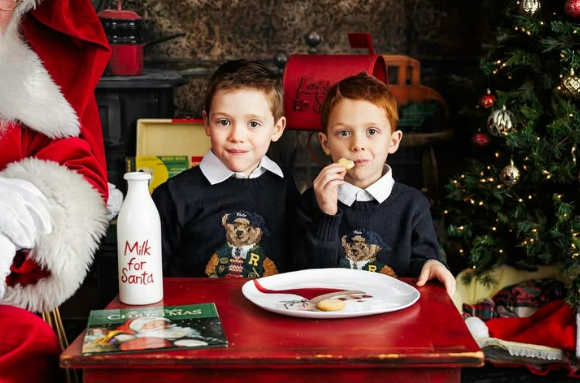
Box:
124;171;152;180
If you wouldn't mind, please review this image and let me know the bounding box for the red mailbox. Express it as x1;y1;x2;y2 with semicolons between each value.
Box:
282;53;387;131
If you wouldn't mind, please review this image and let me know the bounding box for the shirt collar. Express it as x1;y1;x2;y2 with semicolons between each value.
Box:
199;150;284;185
338;165;395;206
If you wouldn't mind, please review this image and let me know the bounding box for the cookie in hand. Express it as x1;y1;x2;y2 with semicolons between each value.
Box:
338;158;354;170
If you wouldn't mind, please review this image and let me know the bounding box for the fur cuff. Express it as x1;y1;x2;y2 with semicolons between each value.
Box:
0;158;108;312
19;0;40;13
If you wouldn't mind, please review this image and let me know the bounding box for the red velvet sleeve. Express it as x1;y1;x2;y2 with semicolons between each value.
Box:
21;128;108;198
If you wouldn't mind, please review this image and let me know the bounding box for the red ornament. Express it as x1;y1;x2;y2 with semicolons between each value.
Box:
565;0;580;18
478;89;496;109
472;132;491;147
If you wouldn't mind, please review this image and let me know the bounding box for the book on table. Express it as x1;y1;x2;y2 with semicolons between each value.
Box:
81;303;227;355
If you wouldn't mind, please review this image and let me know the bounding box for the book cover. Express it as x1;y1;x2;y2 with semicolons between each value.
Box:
125;155;190;193
81;303;227;355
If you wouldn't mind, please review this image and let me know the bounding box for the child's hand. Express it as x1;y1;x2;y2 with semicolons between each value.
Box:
313;163;347;215
416;260;456;297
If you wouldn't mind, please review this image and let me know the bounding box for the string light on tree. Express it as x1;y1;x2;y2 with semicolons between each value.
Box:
500;160;521;186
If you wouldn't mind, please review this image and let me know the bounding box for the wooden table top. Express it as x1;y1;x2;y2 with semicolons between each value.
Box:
61;277;483;370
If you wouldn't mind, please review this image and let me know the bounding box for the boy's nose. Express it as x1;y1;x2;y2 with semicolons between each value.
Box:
228;124;245;142
350;137;366;152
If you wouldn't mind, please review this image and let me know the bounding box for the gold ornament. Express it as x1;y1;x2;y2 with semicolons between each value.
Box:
500;160;521;186
561;69;580;98
488;105;513;137
520;0;541;15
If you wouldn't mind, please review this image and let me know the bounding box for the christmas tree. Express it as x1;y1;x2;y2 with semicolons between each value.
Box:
443;0;580;306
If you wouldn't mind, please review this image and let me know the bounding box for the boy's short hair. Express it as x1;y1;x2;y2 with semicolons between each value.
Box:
320;72;399;133
204;59;284;121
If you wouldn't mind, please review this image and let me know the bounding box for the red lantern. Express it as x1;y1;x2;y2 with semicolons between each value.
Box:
478;89;496;109
472;132;491;147
565;0;580;18
98;1;144;76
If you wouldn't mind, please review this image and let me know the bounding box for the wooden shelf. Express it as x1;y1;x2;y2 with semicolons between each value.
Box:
400;129;454;147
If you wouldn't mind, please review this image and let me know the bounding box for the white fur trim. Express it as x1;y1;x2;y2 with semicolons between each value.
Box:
0;9;79;138
17;0;40;14
475;337;565;361
0;158;108;312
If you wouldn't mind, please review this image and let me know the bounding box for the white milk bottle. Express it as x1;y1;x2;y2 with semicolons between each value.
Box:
116;172;163;305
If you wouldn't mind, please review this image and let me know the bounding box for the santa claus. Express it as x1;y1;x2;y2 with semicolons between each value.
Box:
0;0;111;381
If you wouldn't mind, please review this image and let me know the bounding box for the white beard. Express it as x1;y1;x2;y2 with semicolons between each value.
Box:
0;2;79;138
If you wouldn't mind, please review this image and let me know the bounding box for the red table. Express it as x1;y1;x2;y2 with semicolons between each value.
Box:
61;277;483;382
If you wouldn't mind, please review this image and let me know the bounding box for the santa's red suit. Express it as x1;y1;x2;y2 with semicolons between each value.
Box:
0;0;111;382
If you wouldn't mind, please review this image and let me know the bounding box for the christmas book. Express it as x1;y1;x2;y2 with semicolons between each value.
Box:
81;303;228;355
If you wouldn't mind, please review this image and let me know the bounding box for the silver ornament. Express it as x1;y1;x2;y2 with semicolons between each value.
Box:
521;0;541;15
561;69;580;98
500;160;521;186
488;105;513;137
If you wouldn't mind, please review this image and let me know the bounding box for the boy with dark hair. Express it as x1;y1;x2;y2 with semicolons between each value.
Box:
300;73;455;296
153;60;300;278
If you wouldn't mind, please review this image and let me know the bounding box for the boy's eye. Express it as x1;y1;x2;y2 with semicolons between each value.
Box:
368;128;379;135
248;121;261;128
217;119;230;126
337;130;350;137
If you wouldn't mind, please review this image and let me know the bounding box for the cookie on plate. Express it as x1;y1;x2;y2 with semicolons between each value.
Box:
316;298;346;312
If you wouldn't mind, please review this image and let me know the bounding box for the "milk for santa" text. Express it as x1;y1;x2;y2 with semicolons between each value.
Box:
121;240;155;285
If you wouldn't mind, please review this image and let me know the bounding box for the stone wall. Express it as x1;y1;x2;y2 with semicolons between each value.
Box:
101;0;488;117
97;0;492;192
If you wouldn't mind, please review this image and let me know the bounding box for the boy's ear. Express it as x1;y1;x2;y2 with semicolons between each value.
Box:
203;111;211;136
388;130;403;154
270;116;286;142
318;132;331;156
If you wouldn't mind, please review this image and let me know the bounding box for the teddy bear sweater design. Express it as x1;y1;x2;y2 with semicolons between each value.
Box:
152;166;300;278
205;211;278;278
298;182;441;278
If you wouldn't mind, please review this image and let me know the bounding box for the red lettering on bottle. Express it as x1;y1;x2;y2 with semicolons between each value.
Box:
124;241;138;255
121;267;155;285
142;240;151;255
124;240;152;256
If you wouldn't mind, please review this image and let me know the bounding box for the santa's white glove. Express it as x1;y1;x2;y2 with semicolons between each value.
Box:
0;233;16;299
0;177;52;299
106;182;123;221
0;176;52;249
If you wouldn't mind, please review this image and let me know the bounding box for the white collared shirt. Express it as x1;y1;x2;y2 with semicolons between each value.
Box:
199;150;284;185
230;244;255;259
338;165;395;206
348;258;371;270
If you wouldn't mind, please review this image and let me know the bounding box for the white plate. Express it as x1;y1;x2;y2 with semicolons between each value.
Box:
241;268;420;319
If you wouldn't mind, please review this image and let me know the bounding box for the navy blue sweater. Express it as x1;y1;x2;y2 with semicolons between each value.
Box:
298;182;440;277
152;166;300;277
